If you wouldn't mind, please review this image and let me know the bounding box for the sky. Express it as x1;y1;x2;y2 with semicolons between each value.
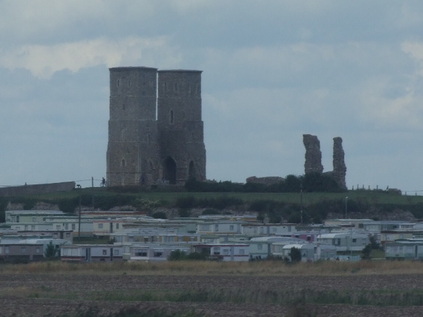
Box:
1;1;423;194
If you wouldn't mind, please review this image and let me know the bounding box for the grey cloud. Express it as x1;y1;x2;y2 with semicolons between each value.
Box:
1;1;423;191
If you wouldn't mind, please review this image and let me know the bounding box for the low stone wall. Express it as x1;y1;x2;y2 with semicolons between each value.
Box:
0;181;75;197
246;176;284;185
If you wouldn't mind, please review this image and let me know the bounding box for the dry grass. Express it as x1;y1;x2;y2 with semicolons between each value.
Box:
0;286;36;298
2;263;423;316
1;260;423;276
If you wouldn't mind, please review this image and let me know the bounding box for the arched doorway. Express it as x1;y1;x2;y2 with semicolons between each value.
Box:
163;157;176;184
188;161;197;180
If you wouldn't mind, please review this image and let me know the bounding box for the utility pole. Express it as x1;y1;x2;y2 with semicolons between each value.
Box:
345;196;348;219
78;195;81;240
300;184;304;224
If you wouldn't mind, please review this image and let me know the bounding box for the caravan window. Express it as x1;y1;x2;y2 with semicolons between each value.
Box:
135;250;148;257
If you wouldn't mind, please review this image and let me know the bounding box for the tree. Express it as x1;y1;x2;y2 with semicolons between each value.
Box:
44;241;59;259
302;172;342;192
168;249;187;261
361;244;372;260
284;174;302;192
289;247;302;263
152;211;167;219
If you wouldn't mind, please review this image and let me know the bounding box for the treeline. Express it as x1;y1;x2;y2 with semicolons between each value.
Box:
186;173;344;193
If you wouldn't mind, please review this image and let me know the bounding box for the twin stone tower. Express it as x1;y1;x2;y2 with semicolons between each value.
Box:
106;67;206;187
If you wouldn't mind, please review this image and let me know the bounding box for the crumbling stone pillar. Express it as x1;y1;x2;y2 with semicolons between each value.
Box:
303;134;323;174
332;137;347;189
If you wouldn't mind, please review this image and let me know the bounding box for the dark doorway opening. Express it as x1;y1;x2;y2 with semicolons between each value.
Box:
163;157;177;184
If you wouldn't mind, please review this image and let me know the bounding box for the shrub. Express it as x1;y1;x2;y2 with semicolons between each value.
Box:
152;211;167;219
44;241;60;259
22;198;37;210
175;196;196;209
168;250;206;261
93;195;135;210
57;197;80;214
178;209;191;217
284;174;302;192
289;247;302;263
168;250;187;261
302;172;343;192
361;244;372;260
202;209;220;215
186;252;207;260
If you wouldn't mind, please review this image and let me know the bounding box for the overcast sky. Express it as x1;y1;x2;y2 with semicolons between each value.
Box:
1;0;423;193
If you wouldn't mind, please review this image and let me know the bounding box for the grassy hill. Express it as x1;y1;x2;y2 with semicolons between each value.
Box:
24;187;423;205
2;187;423;223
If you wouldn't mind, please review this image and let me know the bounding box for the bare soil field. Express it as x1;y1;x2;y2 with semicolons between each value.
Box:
1;262;423;316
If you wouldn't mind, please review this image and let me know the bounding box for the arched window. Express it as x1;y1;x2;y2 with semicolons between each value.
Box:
121;159;126;167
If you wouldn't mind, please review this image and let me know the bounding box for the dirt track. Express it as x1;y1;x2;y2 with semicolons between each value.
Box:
1;273;423;316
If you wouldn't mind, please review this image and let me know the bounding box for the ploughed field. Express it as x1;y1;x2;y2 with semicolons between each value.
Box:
1;261;423;316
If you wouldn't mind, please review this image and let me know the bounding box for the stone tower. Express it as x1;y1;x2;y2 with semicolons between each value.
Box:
332;137;347;189
158;70;206;185
303;134;324;174
106;67;206;187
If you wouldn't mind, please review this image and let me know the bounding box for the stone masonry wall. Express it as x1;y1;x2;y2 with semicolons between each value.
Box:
303;134;347;189
0;181;75;197
332;137;347;189
107;67;206;187
303;134;324;174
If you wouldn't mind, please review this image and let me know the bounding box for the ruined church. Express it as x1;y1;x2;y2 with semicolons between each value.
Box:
106;67;206;187
303;134;347;189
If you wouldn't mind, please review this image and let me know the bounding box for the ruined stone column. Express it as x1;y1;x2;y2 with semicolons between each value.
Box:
303;134;324;174
332;137;347;189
